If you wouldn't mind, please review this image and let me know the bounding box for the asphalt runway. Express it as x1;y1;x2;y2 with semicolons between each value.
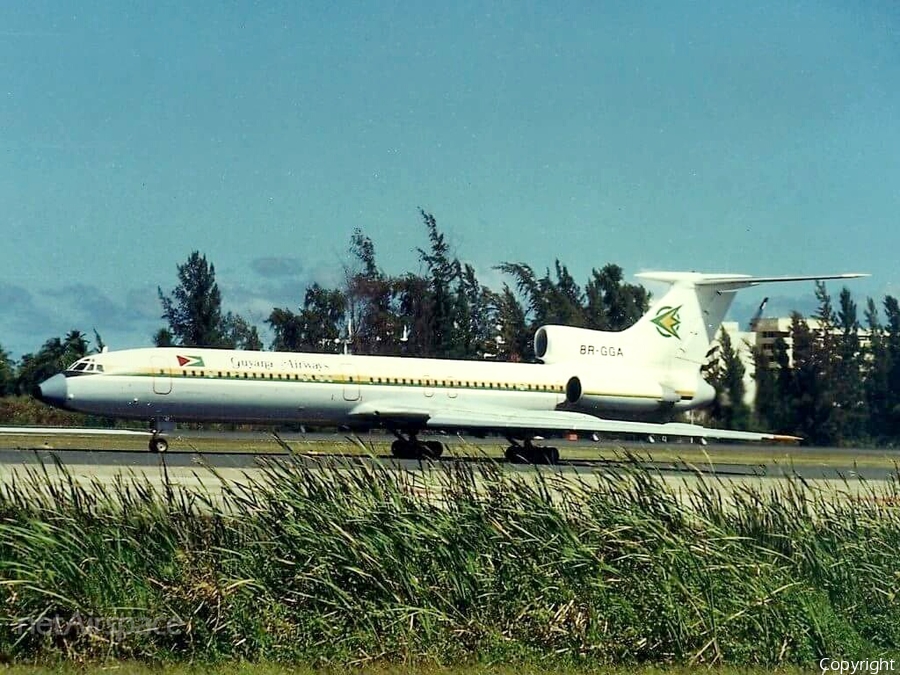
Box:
1;429;899;505
0;444;897;481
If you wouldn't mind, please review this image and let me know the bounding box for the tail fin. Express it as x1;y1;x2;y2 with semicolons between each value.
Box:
627;272;868;370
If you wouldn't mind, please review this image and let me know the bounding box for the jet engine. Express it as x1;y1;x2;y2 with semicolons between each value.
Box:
534;325;626;364
564;373;716;414
564;374;679;413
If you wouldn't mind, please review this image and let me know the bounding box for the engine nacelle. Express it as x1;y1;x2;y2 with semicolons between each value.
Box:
564;373;716;414
534;325;627;364
564;374;678;413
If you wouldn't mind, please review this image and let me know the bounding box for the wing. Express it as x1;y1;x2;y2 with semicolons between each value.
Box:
348;402;799;443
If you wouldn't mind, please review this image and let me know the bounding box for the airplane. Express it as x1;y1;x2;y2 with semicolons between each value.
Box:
34;271;866;463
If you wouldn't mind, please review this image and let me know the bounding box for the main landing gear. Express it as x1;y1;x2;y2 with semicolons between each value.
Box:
389;431;445;460
504;439;560;465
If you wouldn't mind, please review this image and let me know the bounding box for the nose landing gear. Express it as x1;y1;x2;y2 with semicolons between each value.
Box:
149;435;169;453
149;417;174;453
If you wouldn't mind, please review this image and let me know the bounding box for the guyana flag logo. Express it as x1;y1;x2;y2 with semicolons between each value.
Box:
651;305;682;339
176;355;206;368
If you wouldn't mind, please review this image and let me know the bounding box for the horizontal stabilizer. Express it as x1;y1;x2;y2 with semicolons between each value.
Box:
636;271;869;290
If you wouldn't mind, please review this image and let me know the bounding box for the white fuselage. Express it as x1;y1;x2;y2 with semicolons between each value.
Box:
47;346;707;426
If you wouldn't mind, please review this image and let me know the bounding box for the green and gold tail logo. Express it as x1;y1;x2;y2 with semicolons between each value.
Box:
651;305;682;339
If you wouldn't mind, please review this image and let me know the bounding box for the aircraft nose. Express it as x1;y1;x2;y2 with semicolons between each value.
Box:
37;374;69;408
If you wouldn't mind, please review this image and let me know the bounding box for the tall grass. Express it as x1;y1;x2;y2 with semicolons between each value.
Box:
0;456;899;667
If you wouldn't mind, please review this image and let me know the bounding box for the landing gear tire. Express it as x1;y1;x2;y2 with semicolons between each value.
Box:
149;436;169;453
390;438;444;460
391;439;414;459
424;440;444;459
505;445;529;463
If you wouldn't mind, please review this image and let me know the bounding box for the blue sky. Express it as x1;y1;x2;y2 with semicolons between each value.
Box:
1;1;898;358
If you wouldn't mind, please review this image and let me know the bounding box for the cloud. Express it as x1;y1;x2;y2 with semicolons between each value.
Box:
250;257;305;279
0;283;56;340
43;284;123;324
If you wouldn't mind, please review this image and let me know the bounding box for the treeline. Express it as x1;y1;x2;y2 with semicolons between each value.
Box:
0;210;647;396
1;210;898;447
706;283;900;447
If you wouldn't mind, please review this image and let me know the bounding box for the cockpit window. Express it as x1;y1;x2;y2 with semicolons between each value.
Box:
67;358;103;373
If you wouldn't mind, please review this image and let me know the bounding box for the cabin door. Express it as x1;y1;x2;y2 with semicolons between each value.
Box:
342;364;360;401
151;356;172;395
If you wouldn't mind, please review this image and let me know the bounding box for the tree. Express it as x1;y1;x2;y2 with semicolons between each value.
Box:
158;251;226;347
16;331;93;396
789;311;837;445
864;297;890;440
0;344;14;397
584;264;647;331
497;261;584;328
153;328;174;347
222;312;263;351
833;287;866;442
345;229;400;355
752;342;776;429
394;273;433;357
493;285;529;361
706;328;751;430
417;210;459;357
498;260;649;338
450;263;499;359
267;284;346;353
881;295;900;439
754;333;796;433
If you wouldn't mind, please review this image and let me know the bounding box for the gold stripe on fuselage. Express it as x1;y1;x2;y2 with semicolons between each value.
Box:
111;367;693;402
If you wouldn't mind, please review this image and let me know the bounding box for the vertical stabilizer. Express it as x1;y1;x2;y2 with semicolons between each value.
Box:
628;272;868;373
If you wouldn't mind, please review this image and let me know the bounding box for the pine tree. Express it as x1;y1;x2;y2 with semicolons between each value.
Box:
0;344;14;397
158;251;226;347
417;210;459;358
707;328;751;429
834;287;865;442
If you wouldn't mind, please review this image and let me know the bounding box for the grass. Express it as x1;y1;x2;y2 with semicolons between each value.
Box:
0;664;825;674
0;456;899;669
0;664;819;674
